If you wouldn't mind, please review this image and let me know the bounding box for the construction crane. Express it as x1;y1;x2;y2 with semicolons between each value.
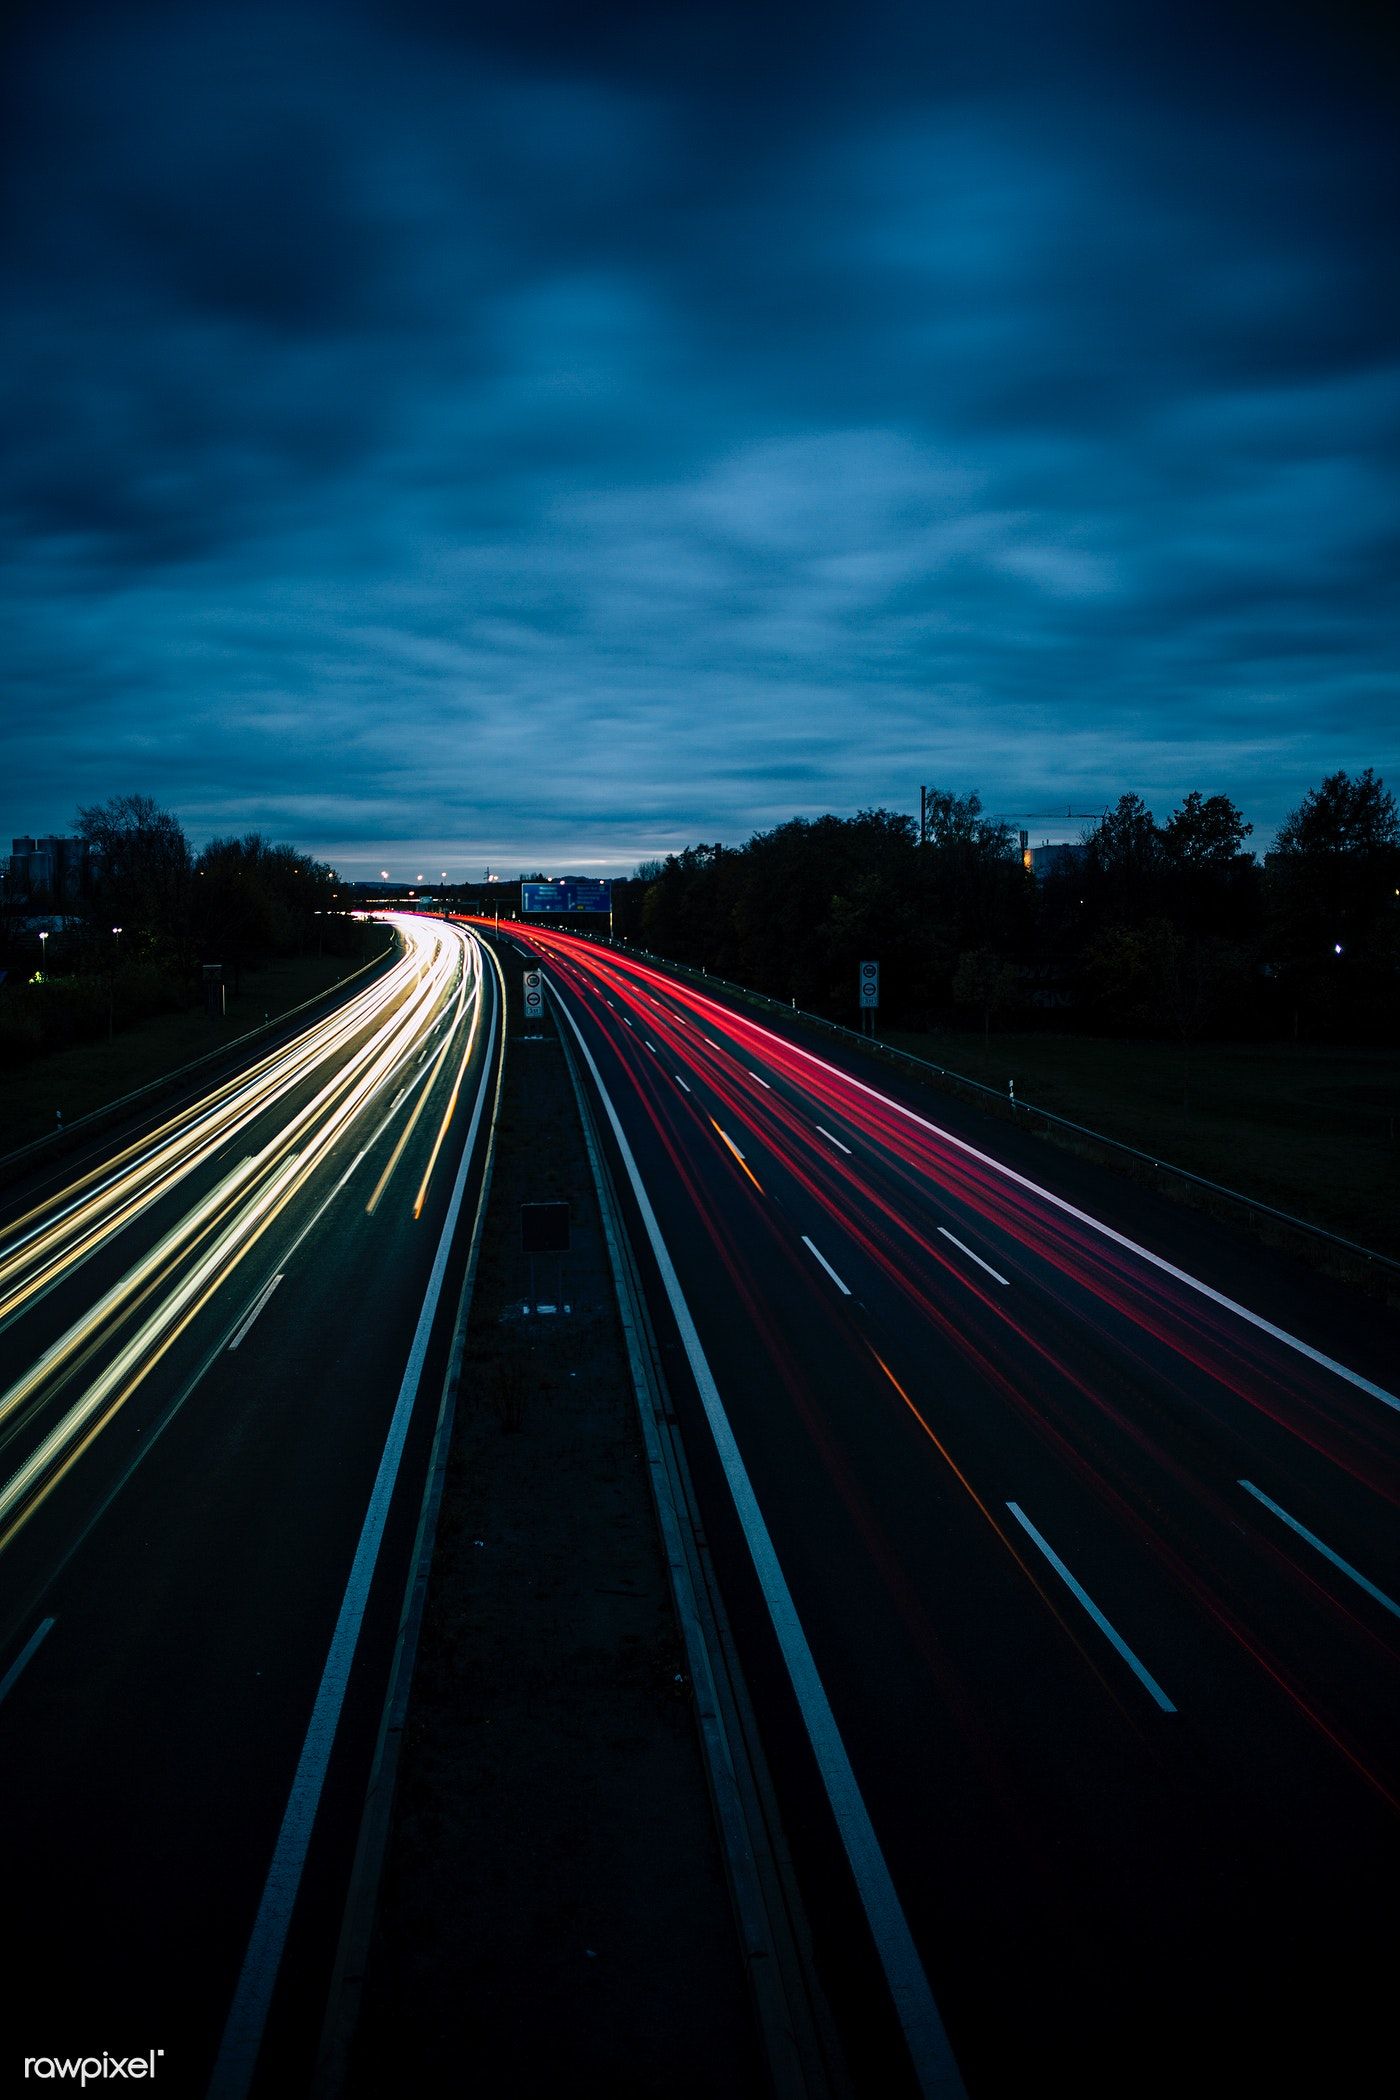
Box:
997;809;1110;875
916;788;1107;846
1002;808;1107;822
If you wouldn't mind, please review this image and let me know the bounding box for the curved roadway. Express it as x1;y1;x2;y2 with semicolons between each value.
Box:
0;916;501;2099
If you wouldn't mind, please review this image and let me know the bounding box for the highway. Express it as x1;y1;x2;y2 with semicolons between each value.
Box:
496;922;1399;2100
0;916;502;2099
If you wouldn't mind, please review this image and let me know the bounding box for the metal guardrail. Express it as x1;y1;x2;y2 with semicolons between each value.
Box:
599;937;1400;1281
0;931;397;1184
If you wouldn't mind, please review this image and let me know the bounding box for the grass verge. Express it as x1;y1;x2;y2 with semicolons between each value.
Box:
885;1027;1400;1262
0;931;393;1154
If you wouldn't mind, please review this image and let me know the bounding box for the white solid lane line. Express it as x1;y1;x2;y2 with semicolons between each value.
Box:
551;993;965;2099
227;1274;285;1352
210;945;501;2100
802;1236;852;1297
815;1126;852;1155
1006;1502;1177;1714
674;996;1400;1413
937;1229;1010;1287
0;1618;55;1707
1239;1480;1400;1620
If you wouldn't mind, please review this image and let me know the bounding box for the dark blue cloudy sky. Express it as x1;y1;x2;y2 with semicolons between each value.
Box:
3;0;1397;876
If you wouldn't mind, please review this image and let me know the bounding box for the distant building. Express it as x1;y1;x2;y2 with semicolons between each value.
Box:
1027;841;1087;882
8;835;86;904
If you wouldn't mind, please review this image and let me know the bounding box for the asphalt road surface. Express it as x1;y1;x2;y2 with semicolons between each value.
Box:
0;917;501;2100
496;921;1399;2100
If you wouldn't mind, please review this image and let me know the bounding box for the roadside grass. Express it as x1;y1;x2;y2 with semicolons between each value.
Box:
884;1026;1400;1261
0;933;394;1155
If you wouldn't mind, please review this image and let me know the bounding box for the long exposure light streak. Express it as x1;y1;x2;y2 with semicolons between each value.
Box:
479;922;1400;1810
0;922;451;1326
412;971;487;1220
0;916;486;1554
492;924;1399;1455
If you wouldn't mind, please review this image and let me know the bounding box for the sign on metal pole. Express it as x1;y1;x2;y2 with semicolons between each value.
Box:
521;879;612;914
859;960;880;1009
522;968;544;1021
520;1201;571;1254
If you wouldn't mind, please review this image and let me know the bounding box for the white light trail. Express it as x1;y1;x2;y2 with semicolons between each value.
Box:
0;917;485;1553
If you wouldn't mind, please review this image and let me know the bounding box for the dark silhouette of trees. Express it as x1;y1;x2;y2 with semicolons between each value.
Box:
0;796;361;1067
636;800;1026;1027
1159;792;1258;945
1275;768;1398;858
1162;791;1252;866
192;835;345;987
1079;793;1164;929
921;789;1027;952
952;947;1021;1050
73;793;191;956
1266;769;1400;1034
641;813;942;1021
631;770;1393;1045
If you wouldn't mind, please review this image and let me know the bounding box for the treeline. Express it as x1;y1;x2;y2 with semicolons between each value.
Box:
627;771;1400;1044
1;793;365;1066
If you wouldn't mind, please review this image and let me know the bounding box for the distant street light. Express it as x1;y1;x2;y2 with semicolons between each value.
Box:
108;927;122;1041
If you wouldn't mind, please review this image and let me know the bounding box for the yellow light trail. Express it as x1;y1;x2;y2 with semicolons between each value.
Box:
365;949;476;1217
0;922;441;1327
709;1116;765;1195
0;916;491;1554
411;959;487;1219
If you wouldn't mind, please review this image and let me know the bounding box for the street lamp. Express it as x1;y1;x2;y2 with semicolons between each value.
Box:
108;927;122;1040
37;929;48;978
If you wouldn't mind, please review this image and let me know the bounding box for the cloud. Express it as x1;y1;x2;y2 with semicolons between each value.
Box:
1;0;1396;872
